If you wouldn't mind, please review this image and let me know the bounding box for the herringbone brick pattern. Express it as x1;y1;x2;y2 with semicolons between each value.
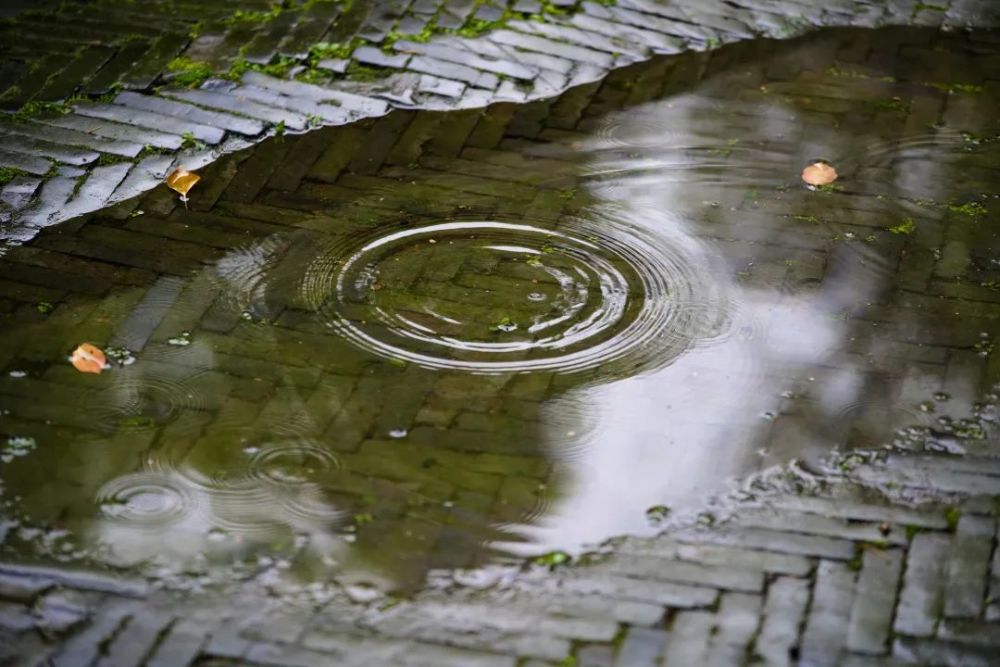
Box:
3;0;999;239
1;21;999;666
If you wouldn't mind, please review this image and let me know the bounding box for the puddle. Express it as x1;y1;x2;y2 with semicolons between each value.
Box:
0;26;998;594
300;218;712;374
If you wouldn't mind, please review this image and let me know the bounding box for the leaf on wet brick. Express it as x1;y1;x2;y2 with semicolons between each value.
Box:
166;167;201;205
802;161;838;187
70;343;107;375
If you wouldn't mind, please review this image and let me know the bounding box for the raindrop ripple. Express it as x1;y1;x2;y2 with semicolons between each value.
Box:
96;472;192;528
301;218;724;375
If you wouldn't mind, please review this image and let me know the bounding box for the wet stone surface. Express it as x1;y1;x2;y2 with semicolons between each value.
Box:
0;12;999;667
4;0;1000;232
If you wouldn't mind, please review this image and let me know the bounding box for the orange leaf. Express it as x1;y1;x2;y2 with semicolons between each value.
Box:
802;162;838;186
71;343;106;375
166;168;200;198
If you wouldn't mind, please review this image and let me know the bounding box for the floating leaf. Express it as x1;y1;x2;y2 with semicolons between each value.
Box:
166;167;200;205
802;161;838;186
70;343;106;374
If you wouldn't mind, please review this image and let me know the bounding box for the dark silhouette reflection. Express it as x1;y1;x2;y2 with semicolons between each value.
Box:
0;26;998;593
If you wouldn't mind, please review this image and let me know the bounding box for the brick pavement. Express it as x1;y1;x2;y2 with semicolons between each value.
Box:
3;0;1000;237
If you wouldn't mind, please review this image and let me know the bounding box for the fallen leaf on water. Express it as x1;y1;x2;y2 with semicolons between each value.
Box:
166;168;200;205
802;161;838;186
70;343;106;374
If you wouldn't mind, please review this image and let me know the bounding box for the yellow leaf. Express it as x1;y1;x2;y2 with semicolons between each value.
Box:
71;343;106;375
802;162;838;186
166;168;200;198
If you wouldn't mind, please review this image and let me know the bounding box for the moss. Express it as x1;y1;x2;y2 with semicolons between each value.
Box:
923;81;984;95
167;57;214;88
533;550;571;568
223;53;299;82
11;100;71;122
256;56;299;78
960;132;1000;154
846;546;864;571
381;29;403;52
538;0;570;16
453;16;511;38
889;217;916;235
296;68;330;85
574;551;603;566
404;24;435;44
97;86;123;104
904;196;988;220
708;138;740;157
0;167;29;186
117;415;156;431
180;132;205;151
138;144;172;159
944;506;961;531
224;57;251;81
310;39;364;61
345;61;392;82
223;3;288;26
96;153;131;167
381;22;439;53
866;98;910;115
826;65;892;81
0;84;22;103
943;200;987;219
140;0;610;95
188;19;207;39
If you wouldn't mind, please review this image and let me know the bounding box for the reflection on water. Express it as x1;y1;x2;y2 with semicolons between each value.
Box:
0;27;998;594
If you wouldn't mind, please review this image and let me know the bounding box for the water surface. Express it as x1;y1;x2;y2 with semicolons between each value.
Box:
1;26;998;594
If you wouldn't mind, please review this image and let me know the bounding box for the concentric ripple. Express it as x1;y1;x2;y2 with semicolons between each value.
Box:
211;236;294;320
96;473;191;527
301;218;723;374
247;443;340;485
